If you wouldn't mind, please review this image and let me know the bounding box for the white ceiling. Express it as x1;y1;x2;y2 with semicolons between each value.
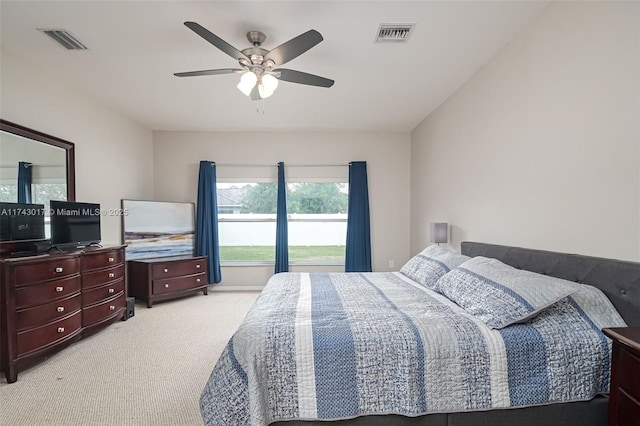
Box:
0;1;550;132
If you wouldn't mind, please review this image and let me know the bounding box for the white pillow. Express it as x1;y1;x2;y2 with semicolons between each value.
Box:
399;245;470;289
436;256;578;329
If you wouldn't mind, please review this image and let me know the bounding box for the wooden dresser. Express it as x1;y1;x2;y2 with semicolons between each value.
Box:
603;327;640;426
0;245;126;383
127;255;207;308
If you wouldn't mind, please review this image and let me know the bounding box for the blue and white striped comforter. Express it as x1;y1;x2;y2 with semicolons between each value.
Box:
200;272;626;426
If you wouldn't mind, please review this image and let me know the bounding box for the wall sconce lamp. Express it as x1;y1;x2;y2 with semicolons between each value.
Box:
430;222;448;245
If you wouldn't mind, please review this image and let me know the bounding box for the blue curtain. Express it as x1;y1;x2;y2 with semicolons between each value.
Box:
195;161;222;284
275;162;289;273
345;161;372;272
17;161;32;203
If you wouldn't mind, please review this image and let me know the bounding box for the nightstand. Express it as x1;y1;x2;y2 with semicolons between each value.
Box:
602;327;640;426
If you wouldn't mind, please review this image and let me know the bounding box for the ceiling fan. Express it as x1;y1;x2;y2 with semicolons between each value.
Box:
174;22;335;100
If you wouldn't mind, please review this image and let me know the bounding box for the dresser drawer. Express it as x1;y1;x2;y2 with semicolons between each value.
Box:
618;347;640;400
153;273;206;295
82;250;124;271
82;279;125;306
617;388;640;426
15;275;82;308
16;293;82;331
82;293;125;327
82;264;124;289
14;257;80;285
16;311;82;356
152;258;205;279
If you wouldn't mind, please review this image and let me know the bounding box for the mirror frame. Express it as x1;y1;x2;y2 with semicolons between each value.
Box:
0;118;76;201
0;119;76;254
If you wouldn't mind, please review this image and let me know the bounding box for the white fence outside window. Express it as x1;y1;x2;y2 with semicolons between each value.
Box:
218;213;347;246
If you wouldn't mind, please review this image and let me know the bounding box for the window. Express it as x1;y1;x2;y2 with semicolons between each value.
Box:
32;183;68;238
0;184;17;203
217;181;348;265
0;182;67;238
286;182;347;264
218;183;276;263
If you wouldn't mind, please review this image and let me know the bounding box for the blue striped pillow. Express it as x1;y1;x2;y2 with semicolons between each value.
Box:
400;245;470;289
436;256;578;329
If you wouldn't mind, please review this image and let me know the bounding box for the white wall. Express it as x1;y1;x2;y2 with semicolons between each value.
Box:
410;1;639;261
153;130;411;287
1;47;155;244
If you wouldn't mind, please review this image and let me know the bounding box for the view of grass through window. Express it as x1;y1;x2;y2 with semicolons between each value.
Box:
219;245;345;262
217;182;348;263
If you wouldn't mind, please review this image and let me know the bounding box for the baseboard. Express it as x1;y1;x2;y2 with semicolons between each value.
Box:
208;285;264;292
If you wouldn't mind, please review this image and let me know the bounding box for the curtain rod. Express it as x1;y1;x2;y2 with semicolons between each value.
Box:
214;163;349;168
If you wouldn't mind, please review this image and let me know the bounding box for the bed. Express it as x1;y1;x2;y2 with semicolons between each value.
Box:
200;241;640;426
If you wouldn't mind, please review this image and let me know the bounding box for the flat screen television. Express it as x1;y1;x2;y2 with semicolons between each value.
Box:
0;202;46;241
50;200;101;248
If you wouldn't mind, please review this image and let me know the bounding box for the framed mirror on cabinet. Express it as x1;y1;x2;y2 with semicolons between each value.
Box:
0;119;76;253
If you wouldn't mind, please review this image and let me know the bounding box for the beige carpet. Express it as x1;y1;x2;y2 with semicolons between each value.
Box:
0;291;260;426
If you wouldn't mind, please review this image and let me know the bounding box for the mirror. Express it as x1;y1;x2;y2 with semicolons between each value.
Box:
0;119;75;248
0;119;75;204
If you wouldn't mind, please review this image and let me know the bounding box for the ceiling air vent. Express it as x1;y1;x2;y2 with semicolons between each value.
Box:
38;29;88;50
375;23;415;43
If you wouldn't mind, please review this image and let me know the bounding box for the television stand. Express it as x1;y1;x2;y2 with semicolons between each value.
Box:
51;243;102;252
49;246;76;253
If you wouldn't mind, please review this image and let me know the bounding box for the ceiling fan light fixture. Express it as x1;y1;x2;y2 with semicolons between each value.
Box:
262;74;278;92
258;82;273;99
256;74;279;99
237;71;257;96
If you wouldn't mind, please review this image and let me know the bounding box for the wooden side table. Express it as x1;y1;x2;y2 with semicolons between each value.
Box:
602;327;640;426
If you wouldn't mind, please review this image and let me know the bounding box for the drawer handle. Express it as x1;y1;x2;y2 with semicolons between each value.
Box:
109;305;116;311
57;327;65;333
164;283;169;288
108;272;115;278
196;264;201;269
55;267;64;273
108;288;115;294
196;278;201;283
163;268;169;273
57;306;65;312
56;286;64;292
108;257;114;262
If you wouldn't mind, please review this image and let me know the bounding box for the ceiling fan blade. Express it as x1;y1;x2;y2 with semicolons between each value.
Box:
264;30;323;66
174;68;242;77
184;22;249;61
274;69;334;88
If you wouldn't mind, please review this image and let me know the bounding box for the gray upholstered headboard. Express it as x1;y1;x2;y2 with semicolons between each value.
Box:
461;242;640;327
